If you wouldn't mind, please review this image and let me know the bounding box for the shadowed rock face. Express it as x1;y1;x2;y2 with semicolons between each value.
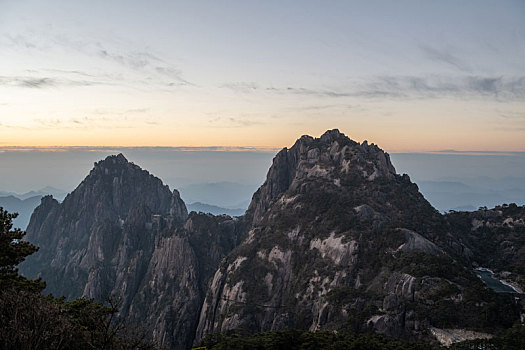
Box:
196;129;434;339
20;154;245;350
22;154;188;298
446;204;525;284
20;133;524;349
247;129;396;226
195;129;521;343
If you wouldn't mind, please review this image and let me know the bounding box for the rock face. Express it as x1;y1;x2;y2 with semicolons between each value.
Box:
22;154;188;298
20;132;524;349
20;154;244;350
194;129;521;343
446;204;525;288
247;129;396;226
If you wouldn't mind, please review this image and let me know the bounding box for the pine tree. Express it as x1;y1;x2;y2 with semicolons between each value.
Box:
0;207;45;291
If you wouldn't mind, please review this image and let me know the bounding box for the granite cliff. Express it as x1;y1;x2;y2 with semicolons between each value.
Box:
20;154;245;349
196;129;517;342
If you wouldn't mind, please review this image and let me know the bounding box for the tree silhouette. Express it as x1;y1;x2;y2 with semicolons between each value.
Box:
0;207;45;291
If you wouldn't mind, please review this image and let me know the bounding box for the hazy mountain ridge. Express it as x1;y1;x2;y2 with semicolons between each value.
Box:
20;130;525;349
416;179;525;212
0;186;68;229
0;186;67;201
0;195;42;229
4;175;524;230
179;181;257;209
187;202;245;217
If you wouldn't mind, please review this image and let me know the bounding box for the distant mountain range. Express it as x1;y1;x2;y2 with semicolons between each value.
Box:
0;195;42;229
0;186;68;201
0;187;69;228
178;181;256;209
186;202;245;217
417;179;525;212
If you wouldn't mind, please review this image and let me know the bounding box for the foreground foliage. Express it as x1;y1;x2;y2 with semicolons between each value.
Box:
0;208;44;292
198;324;525;350
0;207;157;350
449;323;525;350
197;329;434;350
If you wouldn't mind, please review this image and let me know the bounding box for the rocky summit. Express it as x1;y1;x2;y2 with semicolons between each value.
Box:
195;129;510;341
20;131;524;349
20;154;245;349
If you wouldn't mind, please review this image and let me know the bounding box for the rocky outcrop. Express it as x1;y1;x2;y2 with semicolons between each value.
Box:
246;129;396;226
21;154;188;298
196;130;455;342
20;154;242;350
396;228;442;255
446;203;525;290
195;130;521;344
430;328;492;346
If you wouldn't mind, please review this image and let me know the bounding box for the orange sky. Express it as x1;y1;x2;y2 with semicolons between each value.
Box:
2;96;524;152
2;1;524;152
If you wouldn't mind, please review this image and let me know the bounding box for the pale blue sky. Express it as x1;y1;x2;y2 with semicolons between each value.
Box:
1;0;524;150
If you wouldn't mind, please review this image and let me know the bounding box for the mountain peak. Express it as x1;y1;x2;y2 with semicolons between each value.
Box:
115;152;127;162
71;153;188;224
40;194;57;205
292;129;349;150
95;153;129;167
247;129;396;223
319;128;343;143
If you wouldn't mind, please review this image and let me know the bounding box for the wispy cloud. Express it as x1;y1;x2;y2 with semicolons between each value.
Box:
270;86;352;98
33;118;64;127
499;111;525;120
0;122;32;130
96;46;190;86
4;33;41;50
91;108;151;116
3;29;191;89
223;82;351;98
2;114;157;130
356;75;525;100
222;82;259;93
208;116;264;128
419;45;471;72
292;104;361;112
224;75;525;101
28;115;157;130
0;75;97;88
125;108;149;114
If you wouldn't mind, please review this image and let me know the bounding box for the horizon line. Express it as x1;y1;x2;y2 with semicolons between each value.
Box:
1;145;525;155
0;145;283;153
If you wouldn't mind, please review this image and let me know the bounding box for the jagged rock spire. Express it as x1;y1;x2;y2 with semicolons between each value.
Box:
247;129;396;224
